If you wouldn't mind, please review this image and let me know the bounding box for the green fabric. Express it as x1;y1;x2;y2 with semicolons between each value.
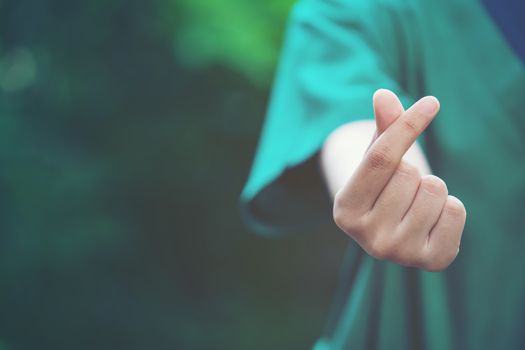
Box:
241;0;525;349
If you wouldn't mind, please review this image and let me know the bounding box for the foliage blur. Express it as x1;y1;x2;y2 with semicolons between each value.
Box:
0;1;347;349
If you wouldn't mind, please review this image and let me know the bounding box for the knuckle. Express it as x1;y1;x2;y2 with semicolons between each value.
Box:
366;146;394;171
421;248;457;272
396;161;420;179
366;237;393;260
333;198;363;235
420;175;448;196
333;191;345;211
400;118;420;137
388;249;405;264
395;246;426;267
384;235;406;261
333;204;348;230
444;196;467;218
387;232;424;267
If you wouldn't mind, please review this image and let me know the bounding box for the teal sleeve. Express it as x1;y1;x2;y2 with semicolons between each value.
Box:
241;0;416;235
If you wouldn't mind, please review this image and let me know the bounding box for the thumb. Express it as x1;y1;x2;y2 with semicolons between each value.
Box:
373;89;405;136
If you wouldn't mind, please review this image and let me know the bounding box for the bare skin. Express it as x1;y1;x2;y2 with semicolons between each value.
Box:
320;89;466;271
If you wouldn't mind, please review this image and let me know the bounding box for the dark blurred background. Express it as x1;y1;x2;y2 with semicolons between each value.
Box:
0;1;347;349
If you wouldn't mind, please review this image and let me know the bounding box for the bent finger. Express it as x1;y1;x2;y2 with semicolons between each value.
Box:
341;96;439;211
423;196;466;271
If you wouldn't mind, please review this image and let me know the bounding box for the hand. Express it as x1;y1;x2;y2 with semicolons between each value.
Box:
333;89;466;271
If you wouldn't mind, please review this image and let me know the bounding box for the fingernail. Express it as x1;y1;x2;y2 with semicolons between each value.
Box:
415;96;439;116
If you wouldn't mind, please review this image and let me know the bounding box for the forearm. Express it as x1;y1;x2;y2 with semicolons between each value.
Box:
320;120;431;198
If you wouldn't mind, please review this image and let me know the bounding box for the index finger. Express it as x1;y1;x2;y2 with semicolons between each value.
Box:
340;96;440;211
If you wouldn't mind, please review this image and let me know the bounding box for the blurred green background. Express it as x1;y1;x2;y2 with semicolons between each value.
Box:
0;1;347;349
